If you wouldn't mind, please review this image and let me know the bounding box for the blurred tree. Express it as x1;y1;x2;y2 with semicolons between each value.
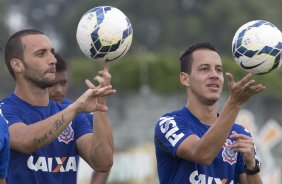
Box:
4;0;282;56
0;0;12;95
2;0;282;96
0;0;9;41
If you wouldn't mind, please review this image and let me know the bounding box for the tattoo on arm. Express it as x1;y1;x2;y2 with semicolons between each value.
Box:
32;115;66;146
32;134;48;146
53;115;65;131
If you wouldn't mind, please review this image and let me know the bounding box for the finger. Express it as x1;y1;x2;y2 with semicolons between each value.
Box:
231;139;254;149
96;89;116;97
92;85;116;96
98;70;104;75
231;143;254;153
85;79;96;88
94;75;105;86
243;79;256;88
241;84;265;99
231;130;237;135
225;72;234;88
230;131;238;137
230;132;252;140
231;139;254;148
104;62;110;72
98;70;111;82
94;85;112;93
251;84;266;93
239;73;253;86
233;146;253;157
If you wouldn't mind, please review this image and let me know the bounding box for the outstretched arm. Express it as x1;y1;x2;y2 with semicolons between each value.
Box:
76;63;115;172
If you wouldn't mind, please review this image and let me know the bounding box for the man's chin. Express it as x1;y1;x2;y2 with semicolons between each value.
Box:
206;97;219;106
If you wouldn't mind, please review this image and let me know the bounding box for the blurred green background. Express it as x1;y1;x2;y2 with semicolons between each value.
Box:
1;0;282;97
1;0;282;183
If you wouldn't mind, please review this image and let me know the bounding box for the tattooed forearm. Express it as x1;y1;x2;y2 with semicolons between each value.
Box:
53;115;66;131
32;115;66;146
32;134;48;146
49;115;66;135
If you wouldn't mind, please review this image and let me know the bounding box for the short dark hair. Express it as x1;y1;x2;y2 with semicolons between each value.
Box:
54;53;67;73
180;42;218;74
5;29;44;79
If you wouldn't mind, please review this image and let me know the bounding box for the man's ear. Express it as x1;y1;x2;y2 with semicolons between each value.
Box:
10;58;24;74
179;72;190;87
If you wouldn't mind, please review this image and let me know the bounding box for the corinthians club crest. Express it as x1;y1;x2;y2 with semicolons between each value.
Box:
58;122;74;144
222;139;237;165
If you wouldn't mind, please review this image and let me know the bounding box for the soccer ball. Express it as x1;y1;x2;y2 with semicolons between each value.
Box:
232;20;282;74
76;6;133;62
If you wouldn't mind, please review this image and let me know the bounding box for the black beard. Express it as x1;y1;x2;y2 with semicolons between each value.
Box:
26;76;56;89
23;69;56;88
22;62;56;89
34;79;56;89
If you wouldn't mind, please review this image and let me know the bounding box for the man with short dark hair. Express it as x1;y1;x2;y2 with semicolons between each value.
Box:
1;29;115;184
154;42;263;184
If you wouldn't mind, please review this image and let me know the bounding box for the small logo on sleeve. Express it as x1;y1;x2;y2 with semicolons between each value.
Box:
58;122;74;144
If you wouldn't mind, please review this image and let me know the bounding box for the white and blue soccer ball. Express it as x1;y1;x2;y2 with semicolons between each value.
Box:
232;20;282;74
76;6;133;62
